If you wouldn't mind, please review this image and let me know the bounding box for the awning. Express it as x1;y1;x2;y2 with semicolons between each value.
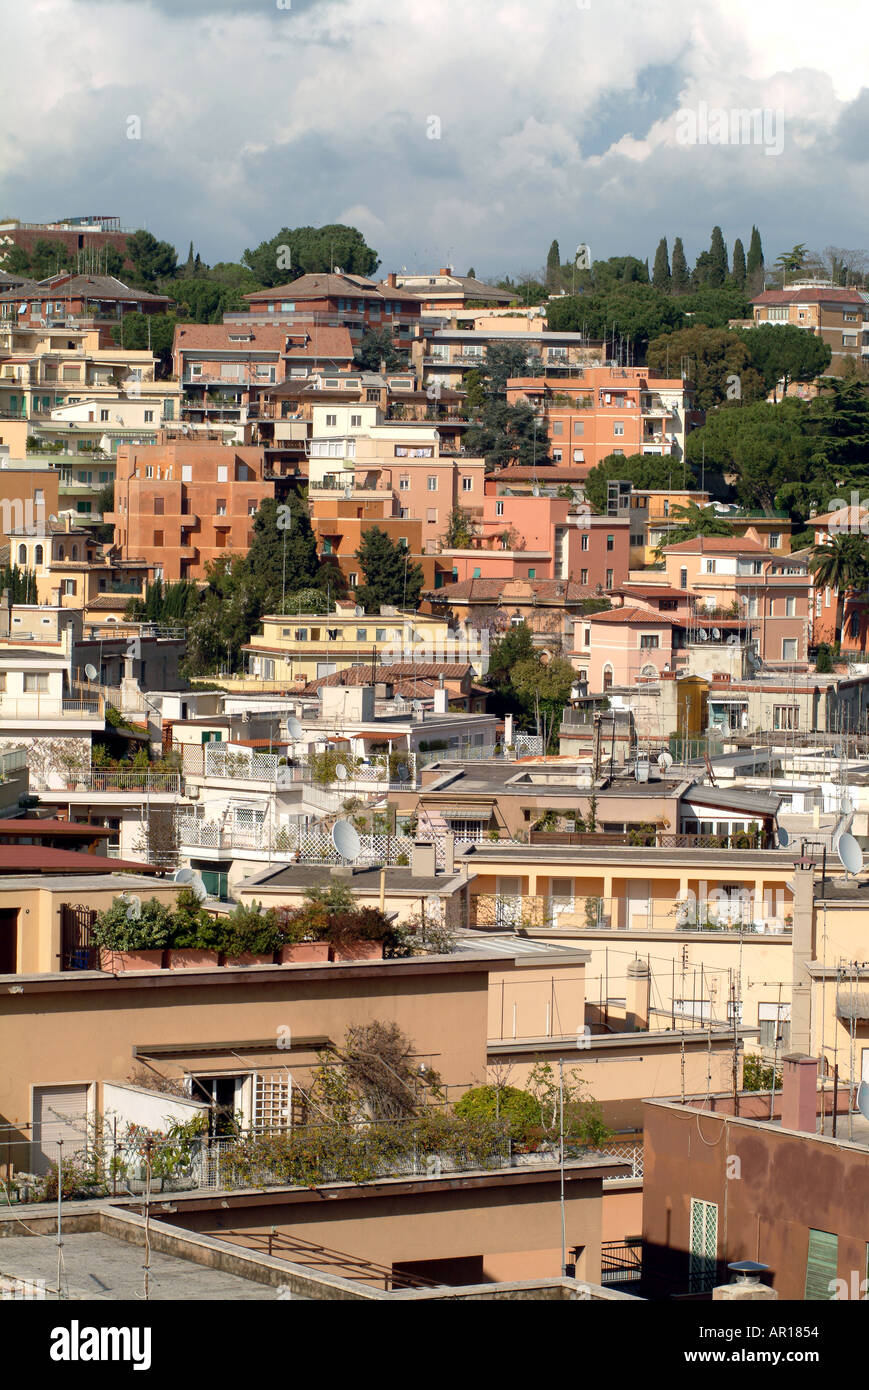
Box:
431;805;493;821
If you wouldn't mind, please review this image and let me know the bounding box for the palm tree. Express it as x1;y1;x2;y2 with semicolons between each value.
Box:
808;534;869;642
656;503;732;557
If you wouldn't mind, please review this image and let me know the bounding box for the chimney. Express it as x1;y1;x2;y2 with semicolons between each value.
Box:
790;860;815;1053
780;1054;819;1133
625;958;650;1031
386;272;397;288
411;841;437;879
438;268;451;277
713;1262;777;1302
433;675;448;715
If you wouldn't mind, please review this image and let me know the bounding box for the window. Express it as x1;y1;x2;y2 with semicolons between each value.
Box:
704;559;717;574
154;497;164;515
769;532;781;548
144;410;154;423
573;421;584;436
248;499;257;516
427;508;437;523
356;628;367;640
399;476;409;491
23;673;49;692
217;465;228;483
100;409;109;421
350;414;362;427
496;500;504;517
473;567;481;579
153;530;163;546
552;420;563;436
602;665;613;691
581;534;589;551
606;534;614;551
758;1002;791;1051
606;569;613;588
767;306;789;321
680;567;688;589
746;596;758;618
182;465;192;483
773;704;799;730
528;568;536;579
216;500;227;516
573;449;584;462
688;1198;719;1294
639;634;660;648
17;544;26;565
613;422;624;436
348;572;358;586
325;414;337;426
805;1229;838;1301
580;568;588;584
785;596;796;617
35;545;43;565
462;476;473;492
782;638;798;662
375;628;387;641
427;476;438;491
552;449;562;463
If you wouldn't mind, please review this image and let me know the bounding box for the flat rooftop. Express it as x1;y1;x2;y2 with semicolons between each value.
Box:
240;864;467;895
0;1231;283;1301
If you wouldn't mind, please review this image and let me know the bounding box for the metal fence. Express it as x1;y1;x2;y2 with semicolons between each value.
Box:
469;893;792;935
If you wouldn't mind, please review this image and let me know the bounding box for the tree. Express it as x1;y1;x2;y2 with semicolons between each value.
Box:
466;266;476;278
488;621;536;687
583;453;693;514
480;341;544;394
0;563;37;603
545;239;561;289
510;655;577;749
647;326;765;411
241;224;379;286
354;527;423;613
113;312;178;375
738;322;832;400
247;496;320;613
671;237;691;293
126;229;178;284
708;225;728;286
453;1084;541;1146
546;283;684;357
660;502;733;551
463;368;486;413
731;237;747;290
685;399;814;510
808;534;869;642
463;400;550;472
125;578;199;624
746;226;765;291
443;506;475;549
353;326;405;372
807;378;869;485
773;243;808;285
652;237;671;292
309;1021;440;1123
679;286;753;328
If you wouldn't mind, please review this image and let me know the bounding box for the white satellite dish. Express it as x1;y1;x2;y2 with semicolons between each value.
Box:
712;628;721;641
354;605;364;617
838;832;864;878
532;485;540;497
173;866;207;900
698;629;708;642
777;826;790;848
84;663;98;681
286;716;303;741
658;751;674;772
173;867;195;885
335;762;348;781
331;819;361;862
412;700;423;713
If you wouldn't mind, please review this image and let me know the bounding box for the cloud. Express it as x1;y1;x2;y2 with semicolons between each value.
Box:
0;0;867;276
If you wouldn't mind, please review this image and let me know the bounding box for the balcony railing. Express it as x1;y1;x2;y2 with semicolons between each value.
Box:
81;770;181;793
0;694;104;721
469;893;792;934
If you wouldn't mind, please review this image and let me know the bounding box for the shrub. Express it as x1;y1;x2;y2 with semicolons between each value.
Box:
92;896;174;951
453;1085;542;1145
168;887;223;950
219;901;282;958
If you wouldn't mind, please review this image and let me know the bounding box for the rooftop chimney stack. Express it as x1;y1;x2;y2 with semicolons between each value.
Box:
780;1054;819;1134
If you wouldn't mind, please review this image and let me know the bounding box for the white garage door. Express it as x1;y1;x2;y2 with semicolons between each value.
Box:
32;1084;89;1174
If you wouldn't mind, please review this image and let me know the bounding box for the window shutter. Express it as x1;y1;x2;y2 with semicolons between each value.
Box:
688;1198;718;1293
804;1228;838;1300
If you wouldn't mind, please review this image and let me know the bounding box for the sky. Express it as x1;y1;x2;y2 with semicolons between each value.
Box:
2;0;868;279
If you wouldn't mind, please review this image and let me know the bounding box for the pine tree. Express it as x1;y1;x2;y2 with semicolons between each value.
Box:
731;237;746;289
246;496;320;613
354;528;423;613
652;237;671;291
671;237;690;293
545;239;561;289
746;226;764;289
709;226;728;287
466;266;476;279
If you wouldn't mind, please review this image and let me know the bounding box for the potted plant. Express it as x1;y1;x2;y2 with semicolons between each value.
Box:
165;888;222;969
272;907;331;963
93;896;173;972
220;901;282;965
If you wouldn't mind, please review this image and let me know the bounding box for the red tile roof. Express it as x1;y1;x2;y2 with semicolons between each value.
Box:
173;323;353;359
0;845;157;872
753;287;867;306
662;535;768;554
426;578;598;603
588;607;675;625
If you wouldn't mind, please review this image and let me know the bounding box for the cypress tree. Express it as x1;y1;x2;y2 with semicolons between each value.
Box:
466;266;476;279
652;237;671;291
746;225;764;289
671;237;690;293
709;226;728;286
731;237;746;289
184;241;195;276
545;239;561;288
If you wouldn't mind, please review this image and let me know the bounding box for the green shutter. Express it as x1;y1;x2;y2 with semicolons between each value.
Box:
688;1198;719;1293
805;1229;838;1300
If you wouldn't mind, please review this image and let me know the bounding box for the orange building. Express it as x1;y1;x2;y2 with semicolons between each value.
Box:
506;368;694;478
110;441;273;582
308;496;433;592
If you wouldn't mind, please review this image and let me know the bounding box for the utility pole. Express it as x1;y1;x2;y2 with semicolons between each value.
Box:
558;1057;569;1277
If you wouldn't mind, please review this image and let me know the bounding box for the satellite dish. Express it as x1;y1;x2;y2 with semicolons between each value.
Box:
712;628;721;641
173;866;207;900
335;762;348;781
173;867;195;885
532;485;540;497
84;663;98;681
841;794;853;815
286;716;303;741
698;629;708;642
412;699;423;713
658;751;674;772
838;832;864;878
354;605;364;617
343;485;353;499
397;763;409;782
331;819;361;863
777;826;790;848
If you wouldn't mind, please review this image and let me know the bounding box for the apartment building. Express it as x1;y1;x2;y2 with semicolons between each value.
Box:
0;215;135;272
507;369;694;476
0;602;104;745
243;605;487;684
807;504;869;649
0;321;161;427
0;273;170;345
750;281;869;375
110;441;273;581
239;271;422;349
173;322;354;428
9;516;151;609
415;328;601;391
660;534;812;665
394;268;513;312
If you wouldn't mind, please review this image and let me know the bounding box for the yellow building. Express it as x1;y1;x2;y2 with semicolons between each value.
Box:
9;516;150;610
243;603;485;685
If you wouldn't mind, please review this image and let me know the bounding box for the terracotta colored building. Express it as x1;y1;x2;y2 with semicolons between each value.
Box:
110;441;273;581
507;369;694;478
0;274;170;347
240;272;422;350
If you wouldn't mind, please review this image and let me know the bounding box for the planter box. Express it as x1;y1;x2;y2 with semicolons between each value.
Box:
99;948;165;973
277;942;331;964
223;952;275;967
331;940;384;962
166;949;220;970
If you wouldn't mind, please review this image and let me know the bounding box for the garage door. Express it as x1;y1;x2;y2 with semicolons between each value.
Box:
32;1084;89;1174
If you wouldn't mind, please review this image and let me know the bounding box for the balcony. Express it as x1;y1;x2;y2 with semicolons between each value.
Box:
52;769;182;794
0;693;104;724
469;892;791;935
